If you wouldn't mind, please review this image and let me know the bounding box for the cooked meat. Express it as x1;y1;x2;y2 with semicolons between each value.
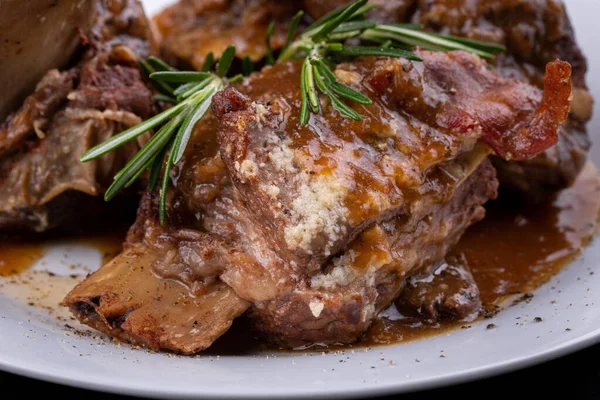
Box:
396;255;481;322
66;240;249;354
303;0;592;193
66;48;570;351
247;160;496;346
215;52;569;269
0;69;77;156
413;0;592;192
211;51;568;347
155;0;420;70
154;0;302;69
0;0;154;232
0;0;97;121
413;0;586;88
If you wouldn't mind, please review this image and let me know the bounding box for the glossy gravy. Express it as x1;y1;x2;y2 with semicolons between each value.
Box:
1;164;599;351
353;162;600;348
206;163;600;352
0;230;125;277
0;241;46;276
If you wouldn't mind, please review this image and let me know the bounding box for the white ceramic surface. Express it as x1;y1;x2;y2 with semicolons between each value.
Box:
1;0;600;398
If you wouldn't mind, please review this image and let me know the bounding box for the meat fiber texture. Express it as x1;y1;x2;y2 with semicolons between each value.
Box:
0;0;154;232
305;0;593;193
157;0;591;191
154;0;303;70
65;48;571;352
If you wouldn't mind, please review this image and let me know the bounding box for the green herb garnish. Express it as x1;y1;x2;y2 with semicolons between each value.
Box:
277;0;504;126
80;0;505;224
80;46;240;224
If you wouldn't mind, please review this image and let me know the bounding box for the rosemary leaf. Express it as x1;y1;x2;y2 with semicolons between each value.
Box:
386;23;424;30
147;56;176;72
148;145;168;191
312;0;368;42
139;58;153;75
333;45;422;60
154;94;177;104
325;43;344;52
349;3;377;19
104;110;187;201
380;39;393;48
159;145;177;225
311;59;337;84
328;94;362;121
328;81;371;105
217;45;236;77
304;58;319;113
328;30;363;41
283;10;304;53
313;59;370;105
313;67;361;121
428;33;506;53
242;56;253;76
366;29;446;52
369;25;496;59
124;157;152;188
202;52;215;72
150;71;211;83
139;59;175;95
177;78;213;101
172;85;219;163
299;60;310;126
321;58;337;69
388;42;414;51
332;20;376;34
173;82;197;97
227;74;245;84
303;0;365;38
81;101;188;162
266;22;276;65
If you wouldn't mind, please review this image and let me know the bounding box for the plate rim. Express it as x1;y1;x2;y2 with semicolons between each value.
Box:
1;0;599;397
1;327;600;399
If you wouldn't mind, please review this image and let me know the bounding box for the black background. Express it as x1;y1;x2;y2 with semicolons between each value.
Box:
2;342;599;399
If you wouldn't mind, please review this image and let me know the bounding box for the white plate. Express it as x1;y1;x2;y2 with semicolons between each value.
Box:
1;0;599;398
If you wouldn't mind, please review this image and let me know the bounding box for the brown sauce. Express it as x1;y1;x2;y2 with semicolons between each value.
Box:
1;165;599;353
352;162;600;348
0;241;46;276
205;164;600;353
0;229;127;277
457;164;600;307
71;231;126;263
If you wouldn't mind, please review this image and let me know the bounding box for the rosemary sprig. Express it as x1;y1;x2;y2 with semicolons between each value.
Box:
278;0;381;125
80;46;239;224
360;24;506;59
277;0;505;126
79;0;506;225
202;52;215;72
266;22;276;65
242;56;253;76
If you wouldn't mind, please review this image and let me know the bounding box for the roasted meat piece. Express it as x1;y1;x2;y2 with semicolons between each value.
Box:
396;255;481;323
66;239;248;353
304;0;592;193
65;48;571;351
413;0;592;192
0;0;97;122
154;0;302;69
0;0;154;232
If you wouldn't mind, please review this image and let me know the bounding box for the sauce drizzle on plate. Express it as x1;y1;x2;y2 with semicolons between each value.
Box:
1;164;599;351
354;162;600;348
